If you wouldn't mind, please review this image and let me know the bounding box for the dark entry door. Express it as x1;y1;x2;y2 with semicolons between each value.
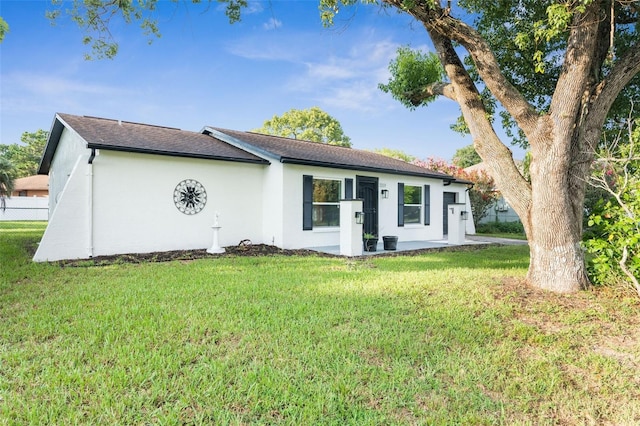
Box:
356;176;379;237
443;192;457;235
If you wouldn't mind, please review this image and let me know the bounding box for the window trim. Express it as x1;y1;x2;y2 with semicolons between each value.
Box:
303;175;343;230
403;184;422;225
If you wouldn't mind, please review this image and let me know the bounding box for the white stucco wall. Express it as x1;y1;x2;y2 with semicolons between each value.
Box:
47;127;88;217
35;150;267;261
278;164;462;249
90;151;266;256
259;160;285;247
33;156;91;261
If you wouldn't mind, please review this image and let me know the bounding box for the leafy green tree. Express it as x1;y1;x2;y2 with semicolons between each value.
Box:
584;119;639;296
0;17;8;43
48;0;640;294
372;148;415;162
253;107;351;147
373;1;639;293
452;145;482;168
0;157;16;211
378;47;444;109
0;130;49;178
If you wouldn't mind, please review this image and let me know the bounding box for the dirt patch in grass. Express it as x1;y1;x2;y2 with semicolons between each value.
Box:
492;279;640;423
496;278;640;378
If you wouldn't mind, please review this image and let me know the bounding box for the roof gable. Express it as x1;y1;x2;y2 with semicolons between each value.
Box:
205;127;455;180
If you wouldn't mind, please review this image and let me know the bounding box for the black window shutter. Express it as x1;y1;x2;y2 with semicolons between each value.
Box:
424;184;431;225
303;175;313;230
345;178;353;199
397;182;404;227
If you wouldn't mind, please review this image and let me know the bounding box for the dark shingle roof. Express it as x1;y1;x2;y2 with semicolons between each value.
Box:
39;114;268;174
39;113;457;182
205;127;455;180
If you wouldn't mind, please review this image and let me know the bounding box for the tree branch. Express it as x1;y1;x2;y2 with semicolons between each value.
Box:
406;81;456;104
413;5;540;138
586;42;640;137
426;28;532;222
619;246;640;297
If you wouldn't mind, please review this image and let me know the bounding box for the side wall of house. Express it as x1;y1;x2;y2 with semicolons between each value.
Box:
33;155;91;261
47;128;88;217
279;164;469;249
90;151;266;256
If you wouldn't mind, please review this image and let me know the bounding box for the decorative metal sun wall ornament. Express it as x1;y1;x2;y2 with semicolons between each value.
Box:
173;179;207;215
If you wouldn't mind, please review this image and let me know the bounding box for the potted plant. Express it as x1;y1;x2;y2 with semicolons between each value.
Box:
382;235;398;250
363;233;378;252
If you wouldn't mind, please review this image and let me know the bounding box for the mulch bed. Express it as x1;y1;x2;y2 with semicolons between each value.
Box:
55;240;503;267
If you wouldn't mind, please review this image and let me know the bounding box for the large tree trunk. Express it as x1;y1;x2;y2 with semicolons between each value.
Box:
526;135;591;292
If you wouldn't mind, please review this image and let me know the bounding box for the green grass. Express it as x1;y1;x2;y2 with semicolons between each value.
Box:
1;221;639;425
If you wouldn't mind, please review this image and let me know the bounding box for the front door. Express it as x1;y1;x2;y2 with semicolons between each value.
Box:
443;192;457;235
356;176;379;237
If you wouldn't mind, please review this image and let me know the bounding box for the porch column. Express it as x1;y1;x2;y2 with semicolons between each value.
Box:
447;203;468;245
340;199;363;256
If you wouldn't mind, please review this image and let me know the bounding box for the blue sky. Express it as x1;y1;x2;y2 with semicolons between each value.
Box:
1;0;524;161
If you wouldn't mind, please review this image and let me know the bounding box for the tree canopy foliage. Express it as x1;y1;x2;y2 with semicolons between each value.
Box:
253;107;351;147
452;144;482;168
372;147;416;162
0;157;16;210
0;130;49;179
584;118;639;295
0;17;8;43
378;47;444;109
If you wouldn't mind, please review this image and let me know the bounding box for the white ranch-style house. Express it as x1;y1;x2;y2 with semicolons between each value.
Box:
33;113;474;261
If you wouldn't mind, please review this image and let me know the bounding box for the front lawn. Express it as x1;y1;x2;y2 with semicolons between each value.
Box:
1;222;638;425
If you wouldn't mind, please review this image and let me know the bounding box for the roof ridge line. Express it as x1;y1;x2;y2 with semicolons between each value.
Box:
81;114;182;131
243;130;355;150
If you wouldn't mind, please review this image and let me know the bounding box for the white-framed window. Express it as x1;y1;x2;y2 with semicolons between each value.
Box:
403;185;422;224
312;178;341;227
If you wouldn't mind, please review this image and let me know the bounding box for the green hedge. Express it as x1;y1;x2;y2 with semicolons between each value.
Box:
476;221;525;235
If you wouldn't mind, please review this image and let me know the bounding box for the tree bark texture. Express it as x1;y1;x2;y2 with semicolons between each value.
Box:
383;0;640;293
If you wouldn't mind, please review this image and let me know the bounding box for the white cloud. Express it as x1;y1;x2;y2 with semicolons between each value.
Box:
263;18;282;30
278;35;411;113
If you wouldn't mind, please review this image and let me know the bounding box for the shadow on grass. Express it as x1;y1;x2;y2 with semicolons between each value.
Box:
370;245;531;272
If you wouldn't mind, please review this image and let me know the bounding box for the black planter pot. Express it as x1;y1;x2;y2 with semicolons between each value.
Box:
383;236;398;250
363;238;378;252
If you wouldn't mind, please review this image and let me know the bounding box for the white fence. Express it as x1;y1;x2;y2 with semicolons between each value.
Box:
0;197;49;221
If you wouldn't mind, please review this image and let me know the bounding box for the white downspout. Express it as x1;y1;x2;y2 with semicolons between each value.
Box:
87;149;96;258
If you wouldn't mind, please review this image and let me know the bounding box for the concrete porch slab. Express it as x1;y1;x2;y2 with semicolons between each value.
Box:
306;235;528;257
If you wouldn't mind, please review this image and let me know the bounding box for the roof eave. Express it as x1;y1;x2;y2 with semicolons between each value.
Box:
86;143;270;165
38;114;66;175
280;157;454;180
